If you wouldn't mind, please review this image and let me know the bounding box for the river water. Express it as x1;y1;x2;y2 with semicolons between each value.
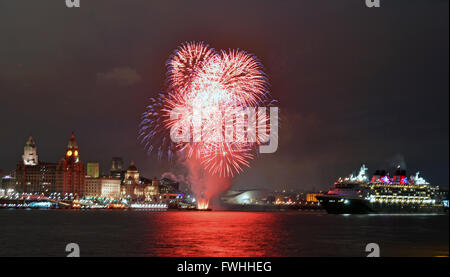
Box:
0;210;447;257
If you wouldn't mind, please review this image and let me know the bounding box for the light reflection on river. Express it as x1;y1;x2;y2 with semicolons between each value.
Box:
0;210;447;257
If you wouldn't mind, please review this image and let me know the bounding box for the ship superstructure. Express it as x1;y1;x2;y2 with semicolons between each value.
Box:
317;165;447;214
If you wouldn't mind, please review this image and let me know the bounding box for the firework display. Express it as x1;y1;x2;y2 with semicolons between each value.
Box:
140;42;275;177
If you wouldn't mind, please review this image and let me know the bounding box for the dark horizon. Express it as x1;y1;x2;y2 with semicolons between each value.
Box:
1;0;448;190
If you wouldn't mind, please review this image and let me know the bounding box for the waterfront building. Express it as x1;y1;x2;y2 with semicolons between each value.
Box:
85;177;101;197
144;177;159;201
157;178;183;203
119;162;164;202
16;162;57;194
15;136;57;194
87;162;100;178
110;157;125;180
22;136;38;166
121;161;144;200
124;161;139;182
1;174;17;195
159;177;179;193
55;133;85;197
85;177;121;198
221;190;268;205
101;177;121;199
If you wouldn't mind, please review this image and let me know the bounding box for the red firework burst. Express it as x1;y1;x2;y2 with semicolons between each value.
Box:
141;41;274;177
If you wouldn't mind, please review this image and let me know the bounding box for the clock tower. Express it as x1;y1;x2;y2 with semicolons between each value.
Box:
56;133;85;196
65;133;80;164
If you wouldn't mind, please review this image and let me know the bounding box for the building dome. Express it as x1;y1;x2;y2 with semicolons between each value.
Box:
127;161;138;172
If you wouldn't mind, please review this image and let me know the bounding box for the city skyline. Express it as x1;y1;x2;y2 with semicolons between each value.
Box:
1;132;188;206
0;132;446;192
2;133;167;180
1;1;448;191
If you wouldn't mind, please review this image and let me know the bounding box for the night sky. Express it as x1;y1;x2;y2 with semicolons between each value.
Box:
0;0;448;191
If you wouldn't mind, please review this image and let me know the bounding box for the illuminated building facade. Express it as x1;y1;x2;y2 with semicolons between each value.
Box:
15;136;57;194
101;177;121;199
87;162;100;178
221;190;267;205
120;163;168;202
157;178;184;204
55;134;85;196
144;177;159;201
121;161;144;200
85;177;101;196
22;136;38;166
16;162;57;194
85;177;121;198
1;174;17;195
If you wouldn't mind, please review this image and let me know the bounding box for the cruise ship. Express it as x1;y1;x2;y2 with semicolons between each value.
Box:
317;165;448;214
